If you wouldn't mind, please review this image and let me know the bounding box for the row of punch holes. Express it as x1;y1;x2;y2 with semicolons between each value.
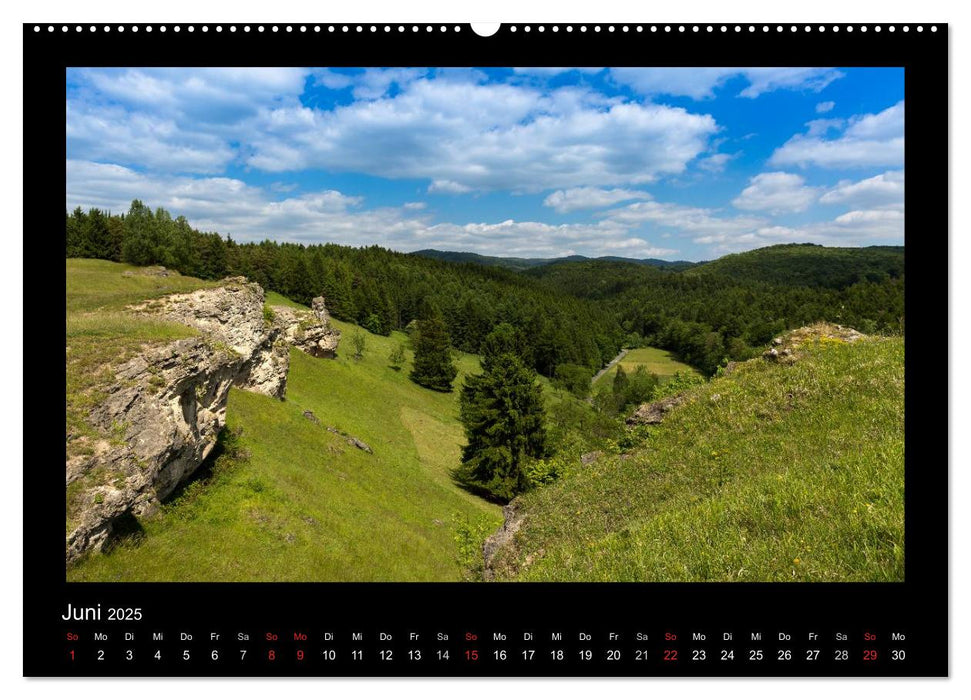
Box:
34;24;939;34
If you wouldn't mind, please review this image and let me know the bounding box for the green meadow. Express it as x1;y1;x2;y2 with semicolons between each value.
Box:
68;269;501;581
593;346;700;387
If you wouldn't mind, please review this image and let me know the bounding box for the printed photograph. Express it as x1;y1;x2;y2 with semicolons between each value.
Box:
65;66;904;582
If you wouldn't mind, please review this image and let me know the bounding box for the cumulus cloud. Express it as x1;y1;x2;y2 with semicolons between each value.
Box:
691;205;904;254
697;152;736;173
543;187;651;213
68;67;720;191
602;200;768;237
245;78;718;191
816;100;836;113
66;160;676;258
770;101;904;169
820;170;904;210
732;172;819;214
610;67;843;99
599;188;902;255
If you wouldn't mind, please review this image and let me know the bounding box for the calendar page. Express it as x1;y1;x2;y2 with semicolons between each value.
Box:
25;21;947;677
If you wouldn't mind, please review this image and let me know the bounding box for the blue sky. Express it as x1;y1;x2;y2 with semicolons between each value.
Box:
66;66;904;261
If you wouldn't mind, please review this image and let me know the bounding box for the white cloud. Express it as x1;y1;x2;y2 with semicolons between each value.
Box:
805;118;845;137
610;67;843;99
68;67;720;192
732;172;819;214
816;101;836;113
403;201;427;210
697;152;737;173
820;170;904;210
428;180;473;195
245;78;718;192
692;207;903;254
66;160;675;259
543;187;651;213
66;101;235;174
603;200;768;237
770;101;904;169
77;67;307;123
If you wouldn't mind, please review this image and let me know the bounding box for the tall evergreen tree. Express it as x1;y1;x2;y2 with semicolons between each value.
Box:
409;315;457;392
458;335;549;501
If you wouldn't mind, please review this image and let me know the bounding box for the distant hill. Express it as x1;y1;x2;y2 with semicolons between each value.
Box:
688;243;904;289
409;249;697;272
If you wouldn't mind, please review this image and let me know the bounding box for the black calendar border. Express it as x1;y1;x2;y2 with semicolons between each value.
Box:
24;22;949;677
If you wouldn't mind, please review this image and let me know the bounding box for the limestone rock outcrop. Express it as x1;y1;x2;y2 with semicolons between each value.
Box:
626;394;687;426
272;298;341;359
66;280;340;564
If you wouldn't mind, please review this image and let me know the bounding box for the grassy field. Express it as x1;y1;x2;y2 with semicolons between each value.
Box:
68;284;501;581
494;335;904;582
593;346;700;388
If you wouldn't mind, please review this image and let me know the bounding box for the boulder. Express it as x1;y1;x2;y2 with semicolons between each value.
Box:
626;394;686;426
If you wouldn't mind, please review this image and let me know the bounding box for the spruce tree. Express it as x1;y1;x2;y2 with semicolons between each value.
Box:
409;315;457;392
458;328;549;501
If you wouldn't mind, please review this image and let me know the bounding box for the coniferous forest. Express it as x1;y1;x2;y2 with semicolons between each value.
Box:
66;201;905;380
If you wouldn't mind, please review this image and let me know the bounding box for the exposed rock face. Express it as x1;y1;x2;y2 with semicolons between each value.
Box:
272;301;341;359
66;279;340;564
626;394;687;426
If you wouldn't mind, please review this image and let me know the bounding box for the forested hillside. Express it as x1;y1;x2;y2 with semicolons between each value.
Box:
66;203;623;379
687;243;904;288
410;249;697;271
66;203;904;379
527;255;904;374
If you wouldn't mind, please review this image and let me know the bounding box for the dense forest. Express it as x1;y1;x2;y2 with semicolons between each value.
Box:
66;202;905;378
65;203;623;379
526;252;904;374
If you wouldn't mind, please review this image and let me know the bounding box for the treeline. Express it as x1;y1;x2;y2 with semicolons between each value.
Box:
65;202;624;379
66;202;905;379
527;259;905;375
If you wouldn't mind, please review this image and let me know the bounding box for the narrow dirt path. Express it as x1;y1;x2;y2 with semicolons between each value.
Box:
591;348;629;385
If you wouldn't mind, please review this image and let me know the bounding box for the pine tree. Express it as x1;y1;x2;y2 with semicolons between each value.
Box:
409;315;457;392
458;342;549;501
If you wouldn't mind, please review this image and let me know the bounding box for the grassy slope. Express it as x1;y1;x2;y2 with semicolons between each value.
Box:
496;336;904;582
592;347;700;388
69;270;501;582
